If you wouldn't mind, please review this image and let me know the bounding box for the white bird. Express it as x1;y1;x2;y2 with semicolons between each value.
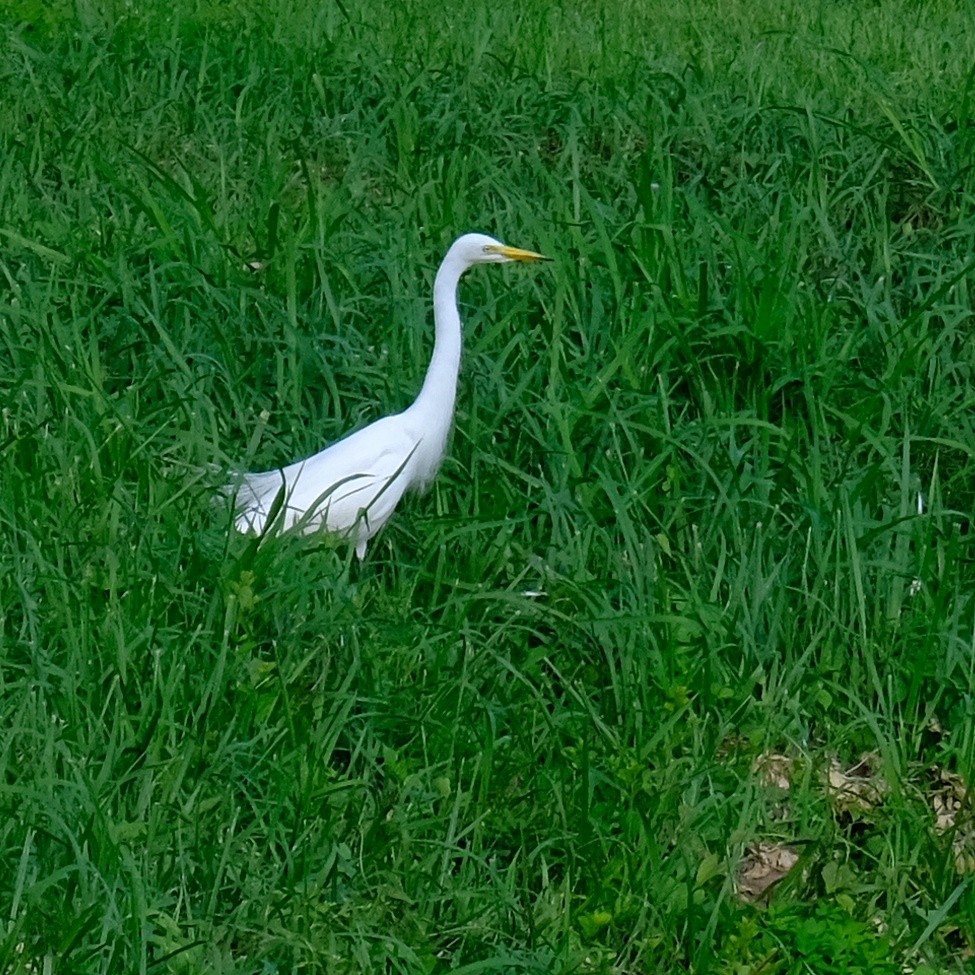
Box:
230;232;547;558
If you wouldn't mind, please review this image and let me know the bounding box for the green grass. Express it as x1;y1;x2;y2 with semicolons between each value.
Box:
1;0;975;971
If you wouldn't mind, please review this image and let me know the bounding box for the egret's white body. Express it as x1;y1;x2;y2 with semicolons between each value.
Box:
231;233;545;558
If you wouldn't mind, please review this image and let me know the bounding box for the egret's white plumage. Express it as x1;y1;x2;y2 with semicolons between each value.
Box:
231;232;546;558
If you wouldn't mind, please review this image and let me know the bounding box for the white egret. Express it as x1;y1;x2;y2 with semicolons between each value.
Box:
231;232;547;558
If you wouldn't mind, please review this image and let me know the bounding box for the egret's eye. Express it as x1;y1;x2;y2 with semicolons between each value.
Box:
482;245;493;253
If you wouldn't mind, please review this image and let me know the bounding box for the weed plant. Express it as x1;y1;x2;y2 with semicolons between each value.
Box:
1;0;975;972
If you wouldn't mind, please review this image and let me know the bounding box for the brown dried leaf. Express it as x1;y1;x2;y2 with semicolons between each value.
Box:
930;769;975;874
752;752;795;791
932;769;966;833
736;842;800;903
825;752;888;814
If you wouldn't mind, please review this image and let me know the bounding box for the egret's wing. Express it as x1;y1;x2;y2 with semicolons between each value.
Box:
233;414;420;540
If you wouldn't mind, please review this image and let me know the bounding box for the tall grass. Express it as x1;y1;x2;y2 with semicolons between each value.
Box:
1;0;975;971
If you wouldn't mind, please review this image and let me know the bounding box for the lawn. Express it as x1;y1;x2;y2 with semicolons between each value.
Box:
1;0;975;971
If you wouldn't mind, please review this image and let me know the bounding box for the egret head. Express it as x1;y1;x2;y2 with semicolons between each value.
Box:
451;232;548;267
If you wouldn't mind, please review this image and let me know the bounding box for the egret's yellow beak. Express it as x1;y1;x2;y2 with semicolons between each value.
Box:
491;244;549;262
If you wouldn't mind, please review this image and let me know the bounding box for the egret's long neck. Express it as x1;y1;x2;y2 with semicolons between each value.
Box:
410;255;465;432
